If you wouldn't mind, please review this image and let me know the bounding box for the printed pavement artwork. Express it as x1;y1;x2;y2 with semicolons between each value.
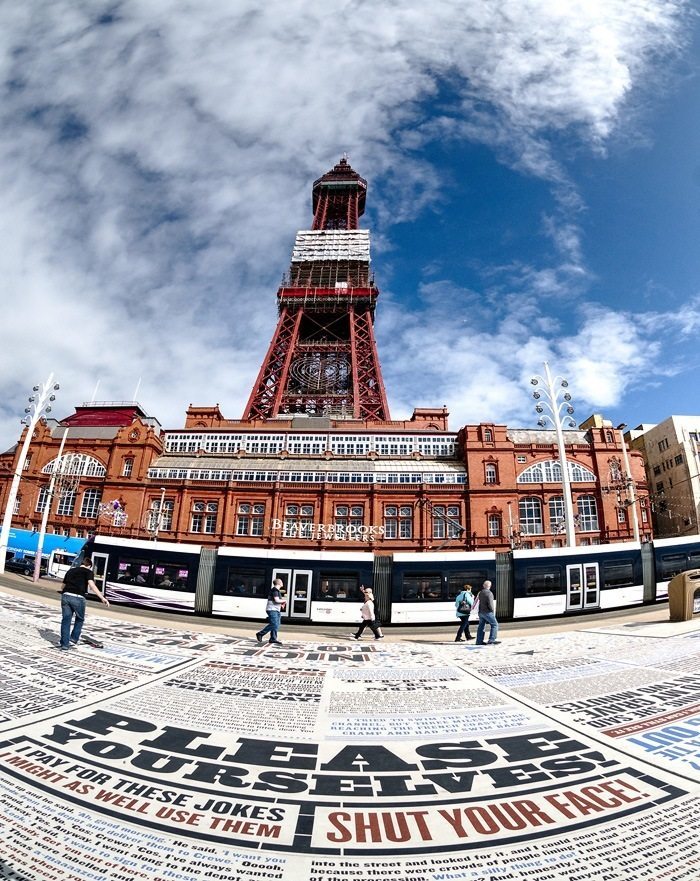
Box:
1;591;699;880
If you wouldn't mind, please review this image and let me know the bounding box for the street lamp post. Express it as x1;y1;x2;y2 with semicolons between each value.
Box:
32;426;69;582
530;361;577;548
616;424;641;543
0;374;60;574
154;488;166;540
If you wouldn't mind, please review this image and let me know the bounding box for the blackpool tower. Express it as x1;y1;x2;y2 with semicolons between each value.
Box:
243;158;390;422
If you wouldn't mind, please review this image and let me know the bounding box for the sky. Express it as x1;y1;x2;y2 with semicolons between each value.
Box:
1;0;699;451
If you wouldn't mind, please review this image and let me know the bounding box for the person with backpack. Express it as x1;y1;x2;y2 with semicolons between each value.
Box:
454;583;474;642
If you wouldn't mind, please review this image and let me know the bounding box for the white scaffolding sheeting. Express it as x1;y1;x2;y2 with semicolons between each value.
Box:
292;230;370;262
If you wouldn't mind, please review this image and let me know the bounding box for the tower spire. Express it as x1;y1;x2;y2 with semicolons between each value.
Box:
243;158;389;422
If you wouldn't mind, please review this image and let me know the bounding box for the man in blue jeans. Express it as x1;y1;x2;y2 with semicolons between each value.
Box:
59;557;110;649
256;578;285;645
475;580;500;645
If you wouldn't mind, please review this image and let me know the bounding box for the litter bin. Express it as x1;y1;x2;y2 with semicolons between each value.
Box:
668;569;700;622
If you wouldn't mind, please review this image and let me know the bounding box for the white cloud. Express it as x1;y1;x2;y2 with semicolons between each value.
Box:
0;0;690;448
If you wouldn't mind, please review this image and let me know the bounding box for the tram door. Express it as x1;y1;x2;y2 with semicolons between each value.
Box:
91;553;109;595
272;568;313;619
566;562;600;611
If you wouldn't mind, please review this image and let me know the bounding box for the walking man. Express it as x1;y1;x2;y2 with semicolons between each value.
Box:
475;580;500;645
256;577;285;645
59;557;109;650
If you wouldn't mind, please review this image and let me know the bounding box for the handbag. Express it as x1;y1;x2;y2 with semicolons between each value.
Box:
457;593;472;614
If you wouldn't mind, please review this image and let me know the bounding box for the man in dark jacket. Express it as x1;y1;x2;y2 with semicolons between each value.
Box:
475;580;500;645
59;557;110;649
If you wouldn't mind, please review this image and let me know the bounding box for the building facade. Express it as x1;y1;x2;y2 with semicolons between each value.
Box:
0;160;650;554
628;416;700;537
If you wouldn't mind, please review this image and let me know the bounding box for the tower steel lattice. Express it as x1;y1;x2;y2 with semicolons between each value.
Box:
243;158;390;422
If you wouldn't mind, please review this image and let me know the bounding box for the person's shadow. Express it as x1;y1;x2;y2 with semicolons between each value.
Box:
38;626;58;646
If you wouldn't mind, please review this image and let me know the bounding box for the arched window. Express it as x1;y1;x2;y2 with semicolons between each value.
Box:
577;495;599;532
35;486;50;513
519;498;543;534
485;463;498;484
42;453;106;478
487;513;501;537
483;428;493;442
80;488;102;519
122;458;134;477
518;460;596;484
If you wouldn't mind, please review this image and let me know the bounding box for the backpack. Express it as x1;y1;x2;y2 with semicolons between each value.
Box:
457;592;472;614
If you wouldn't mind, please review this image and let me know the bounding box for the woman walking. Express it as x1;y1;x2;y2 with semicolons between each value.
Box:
353;587;384;640
454;584;474;641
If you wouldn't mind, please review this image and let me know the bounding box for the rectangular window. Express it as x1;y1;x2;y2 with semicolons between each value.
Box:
432;505;461;539
674;454;684;466
383;505;413;539
401;574;442;601
658;553;687;580
487;514;501;537
218;566;267;598
117;557;152;586
283;504;314;538
154;563;190;591
525;566;562;595
122;458;134;477
148;499;173;533
447;571;489;599
602;560;634;589
334;505;364;539
317;574;363;602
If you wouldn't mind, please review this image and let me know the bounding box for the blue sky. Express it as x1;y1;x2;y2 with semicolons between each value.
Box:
1;0;698;450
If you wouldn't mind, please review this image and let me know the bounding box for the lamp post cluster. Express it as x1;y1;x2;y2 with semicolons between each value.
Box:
601;424;641;543
530;361;577;548
0;374;60;575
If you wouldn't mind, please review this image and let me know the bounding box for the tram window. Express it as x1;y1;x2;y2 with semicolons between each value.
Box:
154;563;190;591
602;560;634;589
689;554;700;568
402;574;442;601
220;567;267;598
116;557;152;586
447;572;488;599
525;566;562;595
317;574;362;602
658;554;687;580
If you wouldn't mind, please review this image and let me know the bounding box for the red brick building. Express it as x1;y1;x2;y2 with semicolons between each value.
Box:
0;160;650;553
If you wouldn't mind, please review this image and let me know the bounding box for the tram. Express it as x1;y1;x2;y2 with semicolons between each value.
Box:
76;532;700;626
